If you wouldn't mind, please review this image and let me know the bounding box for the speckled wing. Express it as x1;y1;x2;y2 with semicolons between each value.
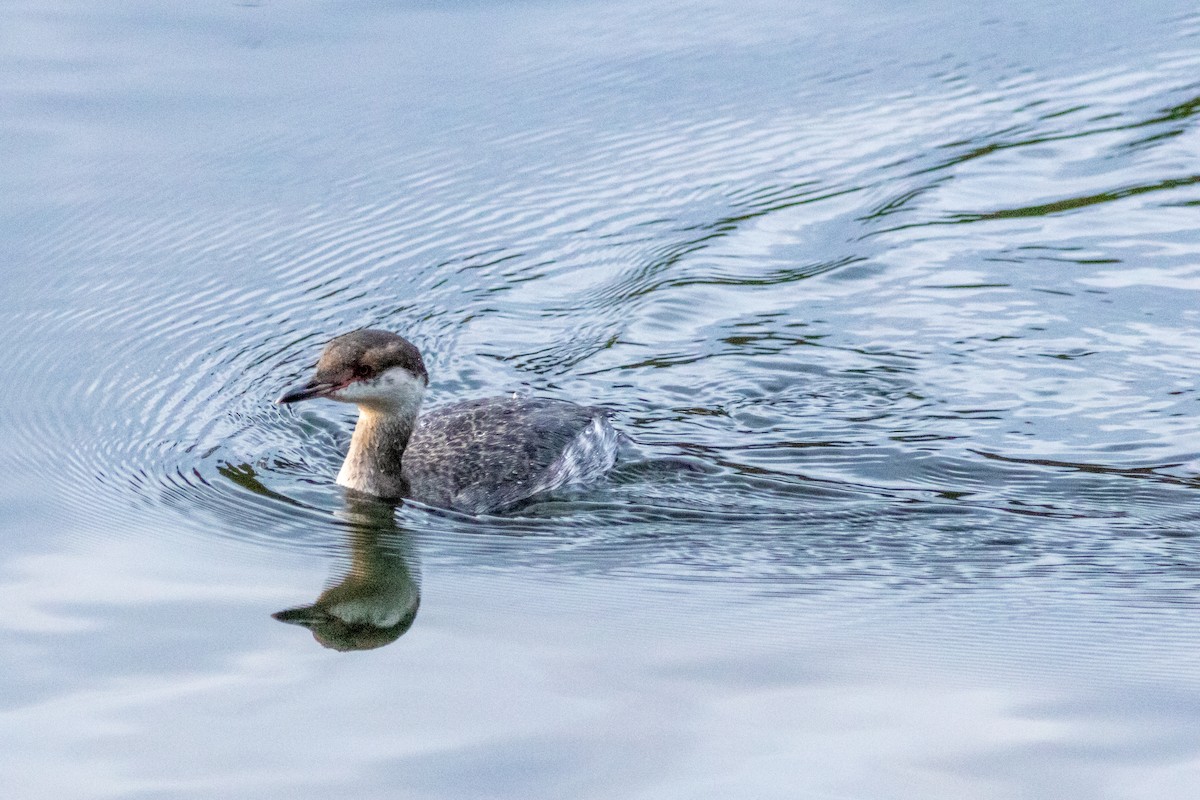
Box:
401;397;615;514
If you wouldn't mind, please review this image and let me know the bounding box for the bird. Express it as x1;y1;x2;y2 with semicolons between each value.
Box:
277;329;619;514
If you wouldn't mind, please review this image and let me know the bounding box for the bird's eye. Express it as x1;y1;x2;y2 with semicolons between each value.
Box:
354;365;374;380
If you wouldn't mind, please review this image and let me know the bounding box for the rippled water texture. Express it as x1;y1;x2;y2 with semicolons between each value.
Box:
4;1;1200;797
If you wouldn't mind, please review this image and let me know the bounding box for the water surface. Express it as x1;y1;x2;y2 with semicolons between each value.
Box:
3;0;1200;797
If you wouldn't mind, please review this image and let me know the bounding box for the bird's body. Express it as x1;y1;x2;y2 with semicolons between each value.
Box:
278;329;619;514
403;396;618;514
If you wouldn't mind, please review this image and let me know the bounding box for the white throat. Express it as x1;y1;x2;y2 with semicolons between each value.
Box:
334;367;426;417
334;368;427;497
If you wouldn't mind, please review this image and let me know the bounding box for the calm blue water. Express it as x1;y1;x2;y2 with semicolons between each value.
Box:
4;1;1200;797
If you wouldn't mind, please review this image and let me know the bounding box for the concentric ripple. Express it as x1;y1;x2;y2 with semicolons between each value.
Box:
4;0;1200;606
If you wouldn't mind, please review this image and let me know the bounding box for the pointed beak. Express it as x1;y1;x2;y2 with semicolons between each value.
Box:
272;605;328;626
276;380;337;405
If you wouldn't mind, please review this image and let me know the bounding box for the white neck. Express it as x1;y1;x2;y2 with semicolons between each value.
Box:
334;369;426;498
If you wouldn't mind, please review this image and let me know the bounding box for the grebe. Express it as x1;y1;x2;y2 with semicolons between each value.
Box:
277;329;619;514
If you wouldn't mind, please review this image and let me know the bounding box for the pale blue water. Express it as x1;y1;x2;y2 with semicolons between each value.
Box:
3;1;1200;797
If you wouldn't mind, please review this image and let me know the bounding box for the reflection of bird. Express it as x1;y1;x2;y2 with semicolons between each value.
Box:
273;499;420;652
278;329;619;514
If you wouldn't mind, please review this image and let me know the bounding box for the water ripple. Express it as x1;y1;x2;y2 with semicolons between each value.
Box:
5;1;1200;606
